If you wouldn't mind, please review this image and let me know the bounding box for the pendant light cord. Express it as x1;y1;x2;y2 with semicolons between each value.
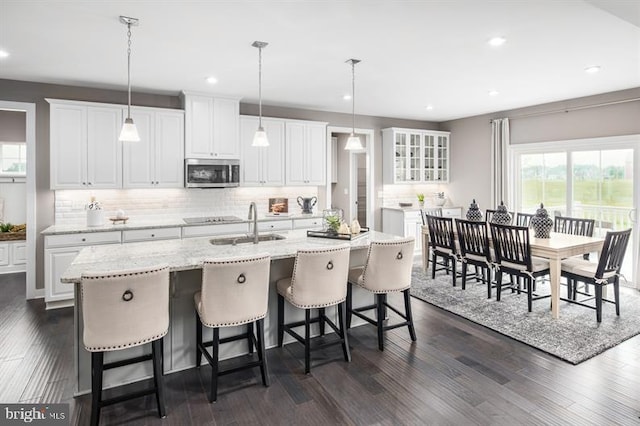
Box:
126;24;132;120
351;60;355;135
258;45;263;129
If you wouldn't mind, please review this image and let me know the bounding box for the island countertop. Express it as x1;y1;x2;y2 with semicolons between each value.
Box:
61;229;401;283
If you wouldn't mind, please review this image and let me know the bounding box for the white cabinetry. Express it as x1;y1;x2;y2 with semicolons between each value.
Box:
123;107;184;188
257;220;292;232
382;207;462;254
122;227;182;243
0;241;27;274
285;121;327;186
49;99;123;189
383;128;450;184
183;93;240;159
44;231;122;309
240;116;285;186
293;217;323;229
181;223;249;239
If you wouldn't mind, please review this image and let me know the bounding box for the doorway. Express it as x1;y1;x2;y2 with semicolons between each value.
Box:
0;101;36;299
326;127;375;229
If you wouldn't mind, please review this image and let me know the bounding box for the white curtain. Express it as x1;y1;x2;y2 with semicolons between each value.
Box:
490;118;510;208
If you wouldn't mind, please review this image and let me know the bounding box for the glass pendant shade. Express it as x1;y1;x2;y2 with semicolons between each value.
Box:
119;117;140;142
252;126;269;147
344;133;363;150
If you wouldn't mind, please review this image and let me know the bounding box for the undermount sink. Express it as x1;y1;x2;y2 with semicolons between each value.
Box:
210;234;286;246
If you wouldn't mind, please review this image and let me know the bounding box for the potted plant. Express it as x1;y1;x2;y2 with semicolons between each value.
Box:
417;194;425;208
324;214;342;234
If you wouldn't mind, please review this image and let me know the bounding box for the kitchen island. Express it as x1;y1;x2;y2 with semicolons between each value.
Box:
61;229;403;394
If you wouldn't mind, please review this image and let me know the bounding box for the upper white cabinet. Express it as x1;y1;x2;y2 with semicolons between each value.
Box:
240;116;285;186
285;120;327;186
182;92;240;159
49;99;123;189
382;128;450;184
123;107;184;188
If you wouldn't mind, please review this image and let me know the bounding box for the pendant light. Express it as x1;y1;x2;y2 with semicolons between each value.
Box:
344;58;363;150
118;16;140;142
252;41;269;147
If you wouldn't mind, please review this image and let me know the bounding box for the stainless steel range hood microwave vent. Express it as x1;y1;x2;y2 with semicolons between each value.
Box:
184;158;240;188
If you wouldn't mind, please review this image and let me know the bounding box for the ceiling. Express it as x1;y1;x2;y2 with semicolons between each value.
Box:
1;1;639;121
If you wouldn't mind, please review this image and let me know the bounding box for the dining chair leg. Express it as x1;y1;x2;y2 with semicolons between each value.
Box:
431;252;437;279
486;267;492;299
451;257;457;287
595;285;603;323
277;295;284;347
403;289;417;342
496;271;503;301
256;319;270;387
613;280;620;316
461;262;468;290
346;282;353;329
526;277;533;312
337;302;351;362
318;308;326;336
376;294;385;351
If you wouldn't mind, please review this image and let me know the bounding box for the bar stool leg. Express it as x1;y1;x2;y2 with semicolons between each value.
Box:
151;339;166;418
376;294;385;351
210;328;220;403
195;315;202;368
304;310;311;374
90;352;104;426
277;295;285;347
247;322;254;354
346;283;353;329
256;319;270;387
337;302;351;362
318;308;326;336
403;289;417;342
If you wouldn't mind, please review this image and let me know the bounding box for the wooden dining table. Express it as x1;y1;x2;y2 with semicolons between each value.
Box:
420;225;605;319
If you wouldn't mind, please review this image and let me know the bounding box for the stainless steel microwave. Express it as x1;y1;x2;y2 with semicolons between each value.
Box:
184;159;240;188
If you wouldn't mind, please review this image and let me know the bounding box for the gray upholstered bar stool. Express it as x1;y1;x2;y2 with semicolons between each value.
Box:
195;254;271;402
81;264;170;426
347;237;416;351
276;245;351;374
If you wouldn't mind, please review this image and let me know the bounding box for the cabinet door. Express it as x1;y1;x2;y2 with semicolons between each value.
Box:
123;108;155;188
262;119;285;186
155;111;184;187
285;122;307;185
45;247;80;303
86;106;122;188
11;242;27;265
393;132;408;183
423;133;436;182
407;132;422;182
305;123;326;185
240;116;263;186
404;216;423;254
0;244;9;266
185;95;214;158
212;98;240;158
436;134;449;182
50;103;87;189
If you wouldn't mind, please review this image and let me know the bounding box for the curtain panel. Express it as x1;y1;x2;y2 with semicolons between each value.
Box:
490;118;510;208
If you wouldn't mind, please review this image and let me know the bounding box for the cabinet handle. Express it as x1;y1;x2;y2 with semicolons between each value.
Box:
87;182;92;186
151;234;155;237
81;238;86;242
82;182;86;185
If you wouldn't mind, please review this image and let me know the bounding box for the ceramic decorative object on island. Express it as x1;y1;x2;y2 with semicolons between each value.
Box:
466;199;483;222
491;201;512;225
530;203;554;238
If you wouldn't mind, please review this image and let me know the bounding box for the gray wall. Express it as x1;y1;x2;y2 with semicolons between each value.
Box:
440;87;640;214
0;110;27;141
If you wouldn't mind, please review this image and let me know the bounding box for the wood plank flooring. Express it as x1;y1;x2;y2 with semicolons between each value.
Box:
1;272;639;425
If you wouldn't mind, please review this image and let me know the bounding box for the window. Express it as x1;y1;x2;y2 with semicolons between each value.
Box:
0;142;27;175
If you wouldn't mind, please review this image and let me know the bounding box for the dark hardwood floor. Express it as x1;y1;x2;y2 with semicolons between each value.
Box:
1;272;639;425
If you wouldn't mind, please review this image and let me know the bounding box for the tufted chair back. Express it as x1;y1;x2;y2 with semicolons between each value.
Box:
198;254;271;327
288;245;351;308
81;264;170;352
360;238;415;293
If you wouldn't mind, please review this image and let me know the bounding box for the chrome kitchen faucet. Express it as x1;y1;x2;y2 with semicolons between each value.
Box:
248;202;259;244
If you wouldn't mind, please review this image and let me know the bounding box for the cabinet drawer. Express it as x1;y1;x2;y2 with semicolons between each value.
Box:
257;220;292;232
442;207;462;219
293;217;323;229
45;231;122;248
182;223;248;238
123;227;182;243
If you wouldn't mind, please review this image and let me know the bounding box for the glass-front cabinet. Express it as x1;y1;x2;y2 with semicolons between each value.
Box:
383;128;450;184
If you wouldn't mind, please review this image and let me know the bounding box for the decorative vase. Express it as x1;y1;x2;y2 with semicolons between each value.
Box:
530;203;554;238
418;201;425;209
491;201;512;225
466;199;483;222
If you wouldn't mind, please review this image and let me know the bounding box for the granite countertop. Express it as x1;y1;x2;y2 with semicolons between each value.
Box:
60;229;399;283
41;213;323;235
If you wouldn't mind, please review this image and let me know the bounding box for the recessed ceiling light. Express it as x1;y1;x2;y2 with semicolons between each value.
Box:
488;90;499;96
426;105;434;110
205;76;218;84
343;94;352;101
0;50;9;59
488;36;506;47
584;65;601;74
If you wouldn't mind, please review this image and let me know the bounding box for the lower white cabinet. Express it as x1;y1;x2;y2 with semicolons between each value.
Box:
181;223;249;239
123;227;182;243
0;241;27;273
382;207;462;253
293;217;323;229
257;220;292;232
44;231;122;309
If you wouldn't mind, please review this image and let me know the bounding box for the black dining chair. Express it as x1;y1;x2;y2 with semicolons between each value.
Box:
426;215;459;287
456;219;493;296
489;223;551;312
560;228;631;322
515;212;535;227
420;207;443;225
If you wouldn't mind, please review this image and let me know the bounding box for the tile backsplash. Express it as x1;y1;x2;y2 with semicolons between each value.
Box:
54;187;319;225
381;184;452;208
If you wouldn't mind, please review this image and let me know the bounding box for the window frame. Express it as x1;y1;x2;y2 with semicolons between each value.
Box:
0;141;27;177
